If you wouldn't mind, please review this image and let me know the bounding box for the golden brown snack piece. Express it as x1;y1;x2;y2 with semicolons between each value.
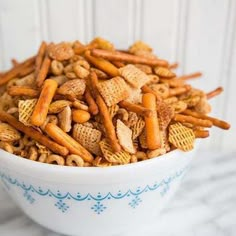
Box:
194;129;209;138
84;88;99;115
35;41;47;79
31;79;58;126
206;87;223;99
18;99;37;126
91;49;169;67
154;67;176;78
51;60;64;76
44;123;93;163
0;123;21;142
97;76;130;106
48;42;74;61
168;85;191;97
177;72;202;80
169;62;179;69
46;154;65;165
66;154;84;167
119;64;151;88
58;106;72;132
36;55;51;87
90;72;121;152
0;111;69;156
93;156;112;167
49;100;72;114
142;93;161;149
84;50;119;77
7;86;40;98
72;110;91;123
99;139;131;164
182;109;230;130
169;122;195;151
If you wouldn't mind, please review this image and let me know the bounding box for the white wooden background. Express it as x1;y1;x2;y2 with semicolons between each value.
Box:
0;0;235;151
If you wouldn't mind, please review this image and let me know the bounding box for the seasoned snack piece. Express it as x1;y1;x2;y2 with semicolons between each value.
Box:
147;148;166;158
91;49;169;67
57;79;86;99
154;67;176;78
90;72;121;152
8;86;40;98
84;88;99;115
177;72;202;80
149;83;169;98
206;87;223;99
90;37;115;51
142;93;161;149
97;76;130;106
35;41;47;79
58;106;72;132
48;42;74;61
171;101;188;113
0;111;69;156
194;129;209;138
0;123;21;142
130;117;145;139
73;123;102;155
66;154;84;167
116;119;136;154
72;110;91;124
36;55;51;87
45;123;94;163
31;79;58;126
18;99;37;126
93;156;112;167
46;154;65;165
129;41;153;54
51;60;64;75
168;122;195;151
99;139;131;164
49;100;72;114
119;64;151;88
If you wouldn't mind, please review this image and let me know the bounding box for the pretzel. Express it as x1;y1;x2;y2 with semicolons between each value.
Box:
168;85;191;97
141;85;162;100
18;64;35;78
177;72;202;80
90;71;121;152
31;79;58;126
173;114;213;127
8;86;39;98
84;50;119;77
112;61;125;68
84;87;99;115
194;129;209;138
45;123;93;163
35;41;47;79
160;78;185;87
119;100;152;117
0;56;36;86
182;109;230;130
169;62;178;69
91;49;169;67
11;58;19;67
36;55;51;87
0;111;69;156
142;93;161;149
206;87;223;99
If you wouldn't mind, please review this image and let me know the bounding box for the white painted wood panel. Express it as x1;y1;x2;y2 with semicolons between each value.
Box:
0;0;234;151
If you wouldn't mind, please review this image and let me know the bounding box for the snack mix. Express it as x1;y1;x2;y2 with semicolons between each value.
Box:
0;38;230;167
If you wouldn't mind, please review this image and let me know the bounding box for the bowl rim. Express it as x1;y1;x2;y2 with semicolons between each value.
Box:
0;147;192;173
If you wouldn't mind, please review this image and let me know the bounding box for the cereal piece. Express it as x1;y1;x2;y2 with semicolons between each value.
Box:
97;76;130;106
73;123;102;155
58;106;72;132
51;60;64;75
72;110;91;123
168;122;195;151
93;156;112;167
57;79;86;98
171;101;187;113
18;99;37;126
194;97;212;114
136;151;147;161
116;119;136;154
146;74;160;85
48;42;74;61
99;139;131;164
157;99;175;130
160;130;170;151
108;104;119;119
0;141;14;153
73;63;89;79
49;100;72;114
131;117;145;139
28;146;38;161
147;148;166;158
116;108;129;122
126;112;139;127
73;100;89;111
164;96;178;104
0;92;16;111
154;67;175;78
129;41;153;54
90;37;115;51
46;154;65;165
119;64;151;88
49;75;68;86
14;73;35;87
139;131;147;149
66;154;84;167
134;64;152;74
149;83;169;98
0;123;21;142
90;68;108;80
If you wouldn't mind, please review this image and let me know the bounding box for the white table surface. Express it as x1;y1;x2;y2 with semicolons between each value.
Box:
0;151;236;236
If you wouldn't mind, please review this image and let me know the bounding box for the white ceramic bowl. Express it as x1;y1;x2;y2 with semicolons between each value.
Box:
0;148;196;236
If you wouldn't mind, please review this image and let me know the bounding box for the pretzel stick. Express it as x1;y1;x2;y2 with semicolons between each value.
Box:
36;55;51;87
18;64;35;77
206;87;223;99
35;41;47;79
142;93;161;149
11;59;19;67
44;123;94;163
160;78;185;87
0;111;69;156
169;62;179;69
84;87;99;115
168;85;191;97
8;86;40;97
182;109;230;130
119;100;153;117
0;56;35;86
91;49;169;67
90;71;121;152
194;129;209;138
112;61;125;68
177;72;202;80
31;79;58;126
84;51;119;77
173;114;213;127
